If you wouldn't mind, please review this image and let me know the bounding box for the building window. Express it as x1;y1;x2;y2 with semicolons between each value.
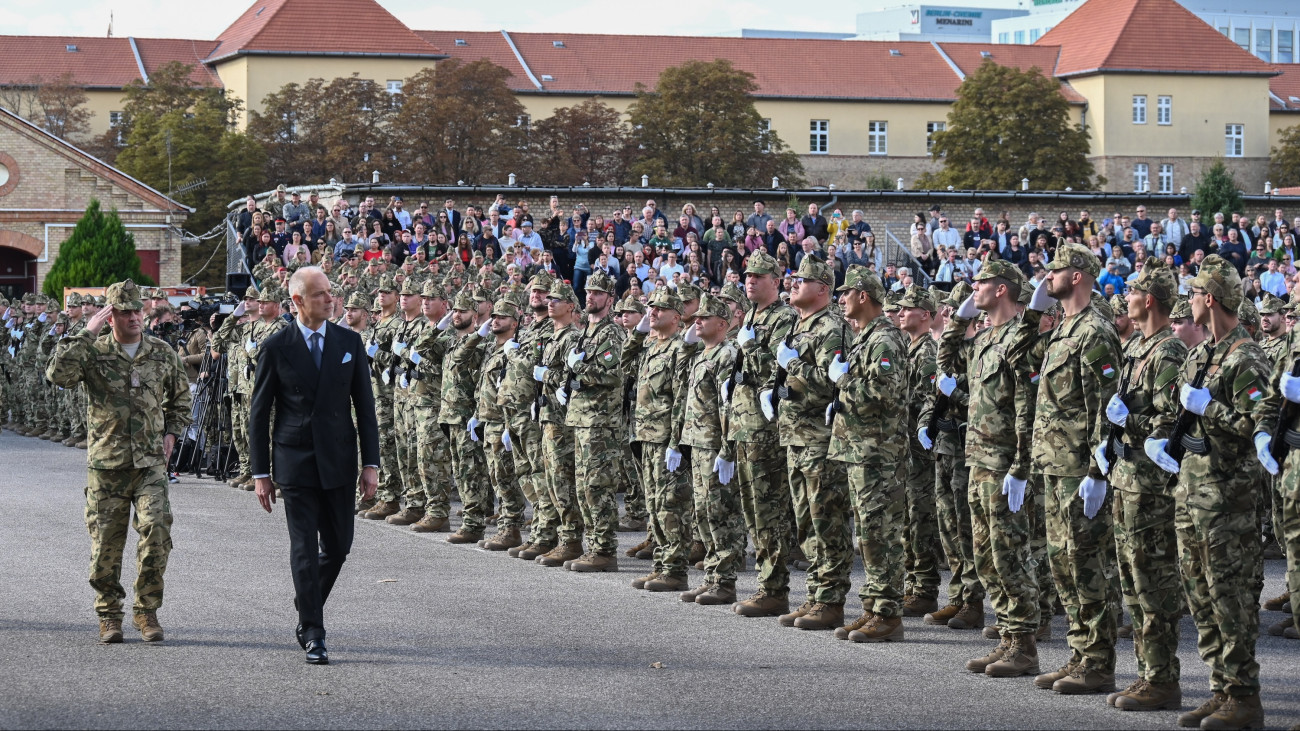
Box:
760;118;771;152
1157;95;1172;125
1219;26;1229;36
1134;163;1149;192
109;111;122;127
868;121;887;155
810;119;828;154
386;80;403;95
1013;30;1025;44
1280;30;1294;63
997;32;1009;44
926;121;946;153
1158;164;1174;194
1029;28;1040;42
1234;28;1250;51
1132;95;1147;124
1256;28;1273;61
1225;124;1244;157
515;114;531;132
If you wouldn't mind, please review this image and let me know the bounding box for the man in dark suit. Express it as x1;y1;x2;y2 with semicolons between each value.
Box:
801;202;829;243
250;266;380;665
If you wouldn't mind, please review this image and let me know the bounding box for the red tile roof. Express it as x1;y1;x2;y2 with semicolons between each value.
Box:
415;31;530;89
134;38;222;86
933;42;1086;103
1036;0;1276;77
1270;65;1300;111
0;35;220;89
207;0;441;63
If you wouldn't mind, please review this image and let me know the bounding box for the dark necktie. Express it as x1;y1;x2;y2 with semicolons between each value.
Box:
310;332;322;370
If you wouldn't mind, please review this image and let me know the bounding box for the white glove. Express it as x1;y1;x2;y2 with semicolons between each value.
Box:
501;429;512;452
776;340;799;369
828;353;849;384
392;341;406;356
566;348;584;369
436;312;453;330
955;294;978;320
467;417;481;441
683;323;700;345
409;351;422;365
1180;383;1211;416
555;387;568;406
636;312;651;333
1282;372;1300;403
366;342;378;358
232;301;247;317
476;320;491;338
504;339;520;352
1144;438;1180;474
37;312;47;323
759;388;775;421
1077;477;1108;520
1105;394;1129;427
1001;474;1027;513
1093;443;1110;476
917;427;933;451
1256;432;1279;476
665;447;682;472
937;373;957;397
533;365;549;382
737;325;756;346
1028;283;1057;312
720;377;731;405
825;402;835;425
713;456;735;486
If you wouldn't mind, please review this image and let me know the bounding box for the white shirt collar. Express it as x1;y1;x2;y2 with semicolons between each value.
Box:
297;318;326;343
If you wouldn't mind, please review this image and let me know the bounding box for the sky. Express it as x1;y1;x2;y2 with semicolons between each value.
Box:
0;0;1032;39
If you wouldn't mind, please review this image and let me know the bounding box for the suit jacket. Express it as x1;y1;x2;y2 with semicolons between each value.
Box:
250;320;380;490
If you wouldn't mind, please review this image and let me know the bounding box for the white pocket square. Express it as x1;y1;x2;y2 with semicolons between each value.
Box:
342;352;353;364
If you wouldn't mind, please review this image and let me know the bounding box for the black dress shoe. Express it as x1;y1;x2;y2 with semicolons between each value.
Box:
296;624;306;650
305;640;328;665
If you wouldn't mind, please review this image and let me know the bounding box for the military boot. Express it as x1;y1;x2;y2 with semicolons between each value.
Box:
132;612;164;642
39;428;58;440
618;517;647;531
624;537;654;559
680;582;713;603
687;541;706;565
483;527;522;551
1266;617;1293;636
834;606;873;640
1199;693;1264;730
1263;591;1290;612
966;637;1010;673
1052;665;1116;694
789;545;811;571
446;528;483;544
634;541;656;560
779;600;814;627
410;515;449;533
983;625;1001;639
1109;679;1148;707
733;591;789;617
517;543;554;561
695;583;737;605
1115;681;1182;712
631;572;661;590
948;602;985;630
353;496;377;514
385;507;425;526
902;595;938;617
60;435;77;447
849;614;904;643
1117;623;1133;639
1263;541;1285;560
1036;622;1053;642
1285;625;1299;640
924;603;963;626
98;618;123;644
362;501;400;520
793;602;844;630
1035;661;1079;689
567;553;617;573
1178;692;1229;728
536;541;582;567
985;633;1038;677
645;574;688;592
74;438;87;450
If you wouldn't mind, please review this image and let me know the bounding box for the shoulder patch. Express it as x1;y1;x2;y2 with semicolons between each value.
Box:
1232;371;1263;400
919;360;938;378
1154;365;1180;392
1083;343;1117;379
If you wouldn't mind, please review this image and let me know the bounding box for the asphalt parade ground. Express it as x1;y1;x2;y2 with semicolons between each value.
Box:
1;429;1298;730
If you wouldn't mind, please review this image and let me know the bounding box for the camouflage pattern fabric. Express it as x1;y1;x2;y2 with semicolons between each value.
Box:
902;334;940;601
682;338;741;586
566;315;625;556
84;465;173;619
935;452;984;606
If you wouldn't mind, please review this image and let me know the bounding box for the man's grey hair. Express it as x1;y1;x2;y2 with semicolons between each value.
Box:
288;266;326;298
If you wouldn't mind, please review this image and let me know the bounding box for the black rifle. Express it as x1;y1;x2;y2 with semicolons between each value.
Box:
1270;356;1300;463
1103;355;1137;475
1166;356;1213;461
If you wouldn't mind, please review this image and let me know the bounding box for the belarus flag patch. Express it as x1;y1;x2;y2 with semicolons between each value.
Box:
1101;364;1115;379
1248;386;1263;401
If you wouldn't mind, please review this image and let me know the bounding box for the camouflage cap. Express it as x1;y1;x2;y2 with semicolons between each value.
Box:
974;258;1025;285
528;271;556;292
344;292;371;310
896;284;937;313
421;280;446;299
55;312;70;326
1128;257;1178;307
675;281;702;303
1238;299;1260;328
451;291;477;311
1046;242;1102;278
882;290;902;312
491;298;521;320
1090;290;1114;320
585;269;617;294
503;288;528;311
1109;294;1128;317
1017;282;1033;305
472;285;493;303
399;277;422;296
548;279;578;305
646;286;684;315
1187;254;1243;311
241;285;260;300
369;296;383;313
718;282;749;310
258;286;281;303
1170;296;1193;320
65;292;82;307
94;295;107;306
615;294;646;315
745;249;782;276
795;255;834;288
695;293;730;320
945;281;974;308
375;276;397;293
104;279;144;311
1258;291;1286;314
1283;299;1298;314
836;264;886;303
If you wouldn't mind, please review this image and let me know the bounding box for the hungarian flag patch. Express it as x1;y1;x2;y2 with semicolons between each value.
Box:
1101;364;1115;379
880;357;892;370
1248;386;1263;401
1030;372;1040;384
929;374;936;385
601;350;614;363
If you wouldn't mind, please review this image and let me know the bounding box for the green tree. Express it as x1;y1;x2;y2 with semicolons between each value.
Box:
521;98;634;186
1190;160;1244;220
918;61;1097;191
628;59;804;188
42;199;153;304
1269;124;1300;188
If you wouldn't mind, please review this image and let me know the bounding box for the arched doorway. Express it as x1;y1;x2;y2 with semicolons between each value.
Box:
0;230;40;300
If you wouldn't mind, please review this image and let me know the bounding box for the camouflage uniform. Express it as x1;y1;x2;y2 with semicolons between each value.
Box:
621;288;693;580
406;284;454;521
46;280;192;620
441;294;491;535
537;281;585;551
210;292;258;482
1258;293;1290;561
726;252;799;603
899;287;941;603
475;300;524;533
1023;244;1123;676
244;287;289;482
367;277;402;504
391;279;430;514
681;295;743;589
615;296;649;527
829;269;910;618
